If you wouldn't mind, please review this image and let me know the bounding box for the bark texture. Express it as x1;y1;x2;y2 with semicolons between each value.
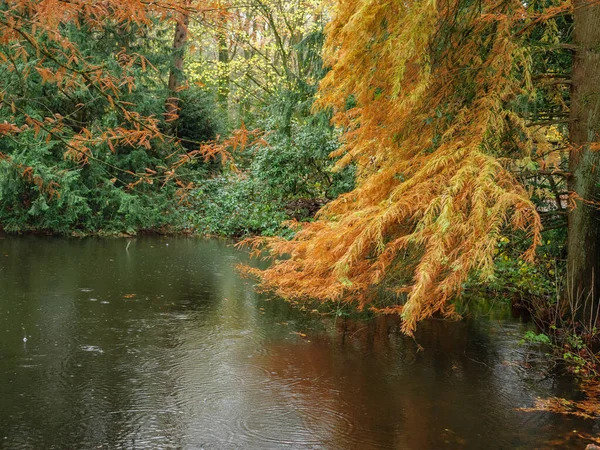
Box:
567;0;600;320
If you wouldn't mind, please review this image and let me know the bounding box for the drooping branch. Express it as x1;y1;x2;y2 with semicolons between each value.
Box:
242;0;559;335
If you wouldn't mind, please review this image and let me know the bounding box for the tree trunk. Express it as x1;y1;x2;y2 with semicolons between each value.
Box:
566;0;600;323
165;6;190;129
217;20;230;108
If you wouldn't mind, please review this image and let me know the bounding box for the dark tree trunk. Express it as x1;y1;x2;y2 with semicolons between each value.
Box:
566;0;600;322
165;6;190;129
217;21;229;107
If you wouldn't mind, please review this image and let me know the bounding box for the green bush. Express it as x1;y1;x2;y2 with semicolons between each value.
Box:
185;175;289;237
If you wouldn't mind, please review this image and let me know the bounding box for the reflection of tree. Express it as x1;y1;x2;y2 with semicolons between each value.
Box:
254;314;585;449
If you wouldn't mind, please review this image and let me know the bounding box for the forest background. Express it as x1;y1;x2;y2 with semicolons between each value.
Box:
1;0;599;375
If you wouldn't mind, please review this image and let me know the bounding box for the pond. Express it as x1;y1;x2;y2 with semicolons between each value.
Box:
0;236;598;449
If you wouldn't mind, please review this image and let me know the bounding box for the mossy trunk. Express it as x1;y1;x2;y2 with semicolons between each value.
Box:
566;0;600;322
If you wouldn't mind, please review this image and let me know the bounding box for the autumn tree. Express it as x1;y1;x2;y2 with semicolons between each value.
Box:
244;0;591;334
0;0;225;232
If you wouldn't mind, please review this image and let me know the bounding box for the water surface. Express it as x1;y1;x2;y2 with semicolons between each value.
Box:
0;236;598;449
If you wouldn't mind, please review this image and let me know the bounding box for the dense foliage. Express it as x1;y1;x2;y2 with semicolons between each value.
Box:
0;1;226;233
246;0;578;334
2;0;600;356
0;0;351;236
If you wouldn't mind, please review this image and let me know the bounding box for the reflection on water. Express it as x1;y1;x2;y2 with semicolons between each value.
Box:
0;236;598;449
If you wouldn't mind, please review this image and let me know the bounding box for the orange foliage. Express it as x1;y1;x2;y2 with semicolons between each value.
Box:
0;0;225;179
128;125;266;198
520;382;600;420
18;164;60;199
0;122;21;136
243;0;554;334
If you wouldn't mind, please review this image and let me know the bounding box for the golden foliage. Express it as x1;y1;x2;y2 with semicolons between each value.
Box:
243;0;554;334
520;382;600;420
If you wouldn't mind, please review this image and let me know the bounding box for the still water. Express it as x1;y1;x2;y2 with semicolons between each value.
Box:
0;236;598;449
